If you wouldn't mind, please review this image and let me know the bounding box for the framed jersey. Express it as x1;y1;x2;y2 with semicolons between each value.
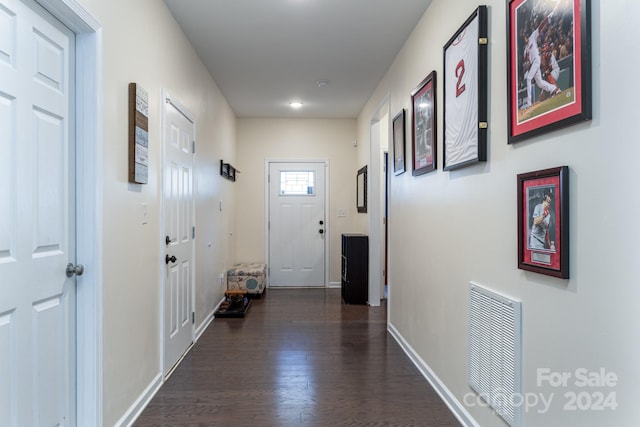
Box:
443;6;488;171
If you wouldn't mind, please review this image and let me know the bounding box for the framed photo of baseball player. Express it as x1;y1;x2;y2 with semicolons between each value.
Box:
507;0;592;144
443;6;488;171
517;166;569;278
392;109;406;176
411;72;436;176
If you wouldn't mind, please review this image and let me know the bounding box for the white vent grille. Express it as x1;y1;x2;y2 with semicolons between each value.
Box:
469;282;522;427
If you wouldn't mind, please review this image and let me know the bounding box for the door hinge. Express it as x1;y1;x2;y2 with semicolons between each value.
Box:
192;312;195;324
192;226;195;239
192;140;196;153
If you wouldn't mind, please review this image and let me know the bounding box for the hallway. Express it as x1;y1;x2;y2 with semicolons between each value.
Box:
134;288;460;426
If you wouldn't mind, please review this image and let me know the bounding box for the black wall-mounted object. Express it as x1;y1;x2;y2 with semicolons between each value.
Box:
356;165;367;213
220;159;237;182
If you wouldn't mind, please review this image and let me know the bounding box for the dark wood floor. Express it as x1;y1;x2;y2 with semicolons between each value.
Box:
134;288;460;427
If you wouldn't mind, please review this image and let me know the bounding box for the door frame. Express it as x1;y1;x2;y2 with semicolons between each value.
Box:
368;96;390;307
160;89;196;376
264;159;330;287
36;0;103;425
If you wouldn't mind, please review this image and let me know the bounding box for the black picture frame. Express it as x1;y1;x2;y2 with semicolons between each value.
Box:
507;0;591;143
443;6;488;171
411;72;437;175
356;166;367;213
392;109;406;176
517;166;569;278
220;160;229;178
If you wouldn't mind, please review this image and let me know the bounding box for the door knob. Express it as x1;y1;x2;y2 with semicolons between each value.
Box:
319;220;324;225
165;235;171;246
66;263;85;277
166;254;177;264
319;229;324;234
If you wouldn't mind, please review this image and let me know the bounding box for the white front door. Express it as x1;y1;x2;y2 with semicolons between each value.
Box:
162;94;195;376
268;162;327;287
0;0;77;424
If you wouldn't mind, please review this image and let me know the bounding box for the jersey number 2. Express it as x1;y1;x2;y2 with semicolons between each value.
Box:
455;60;466;97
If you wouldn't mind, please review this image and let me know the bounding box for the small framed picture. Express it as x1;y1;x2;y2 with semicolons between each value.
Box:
517;166;569;278
507;0;592;143
220;160;229;178
411;71;437;176
392;109;406;176
357;165;367;213
443;6;488;171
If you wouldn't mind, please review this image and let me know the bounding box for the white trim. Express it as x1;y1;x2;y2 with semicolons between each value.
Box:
367;95;390;306
265;158;330;287
195;307;215;341
113;373;163;427
35;0;103;425
164;93;195;124
387;322;480;427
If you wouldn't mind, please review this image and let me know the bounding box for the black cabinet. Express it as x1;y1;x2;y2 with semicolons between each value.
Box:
341;234;368;304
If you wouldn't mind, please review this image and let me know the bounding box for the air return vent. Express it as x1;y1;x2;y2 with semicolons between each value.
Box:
469;282;522;427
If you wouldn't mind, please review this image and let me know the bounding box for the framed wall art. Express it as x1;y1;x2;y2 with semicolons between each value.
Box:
128;83;149;184
357;165;367;213
517;166;569;278
392;109;406;176
443;6;488;171
411;72;437;175
507;0;591;143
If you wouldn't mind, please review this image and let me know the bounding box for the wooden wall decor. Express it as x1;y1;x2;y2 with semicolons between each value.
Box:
129;83;149;184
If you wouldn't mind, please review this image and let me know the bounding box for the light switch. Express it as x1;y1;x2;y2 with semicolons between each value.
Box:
141;203;148;225
337;209;346;218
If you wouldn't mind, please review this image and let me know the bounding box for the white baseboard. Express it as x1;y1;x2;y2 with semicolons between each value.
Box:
328;281;341;288
387;322;479;427
115;372;163;427
196;306;216;340
121;301;222;427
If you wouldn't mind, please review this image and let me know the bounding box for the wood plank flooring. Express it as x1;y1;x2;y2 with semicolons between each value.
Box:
134;288;460;426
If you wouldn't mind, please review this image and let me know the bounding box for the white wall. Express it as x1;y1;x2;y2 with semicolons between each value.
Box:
359;0;640;425
77;0;236;424
236;119;357;284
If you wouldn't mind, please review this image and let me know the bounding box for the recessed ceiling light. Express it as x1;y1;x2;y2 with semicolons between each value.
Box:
316;79;329;87
289;101;303;109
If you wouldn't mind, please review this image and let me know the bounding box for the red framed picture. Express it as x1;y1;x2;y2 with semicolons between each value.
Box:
517;166;569;278
507;0;591;143
392;109;406;176
411;71;437;176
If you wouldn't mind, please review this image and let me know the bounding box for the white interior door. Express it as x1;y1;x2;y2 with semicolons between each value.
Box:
268;162;326;287
162;94;195;376
0;0;77;424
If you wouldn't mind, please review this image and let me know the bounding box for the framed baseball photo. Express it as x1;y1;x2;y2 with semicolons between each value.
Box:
411;72;437;176
517;166;569;278
392;109;406;176
443;6;488;171
507;0;592;143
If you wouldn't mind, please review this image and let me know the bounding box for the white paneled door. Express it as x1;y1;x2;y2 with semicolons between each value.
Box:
0;0;77;425
162;94;195;376
268;162;326;287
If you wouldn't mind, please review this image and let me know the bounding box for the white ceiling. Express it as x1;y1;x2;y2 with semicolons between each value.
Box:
163;0;433;119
